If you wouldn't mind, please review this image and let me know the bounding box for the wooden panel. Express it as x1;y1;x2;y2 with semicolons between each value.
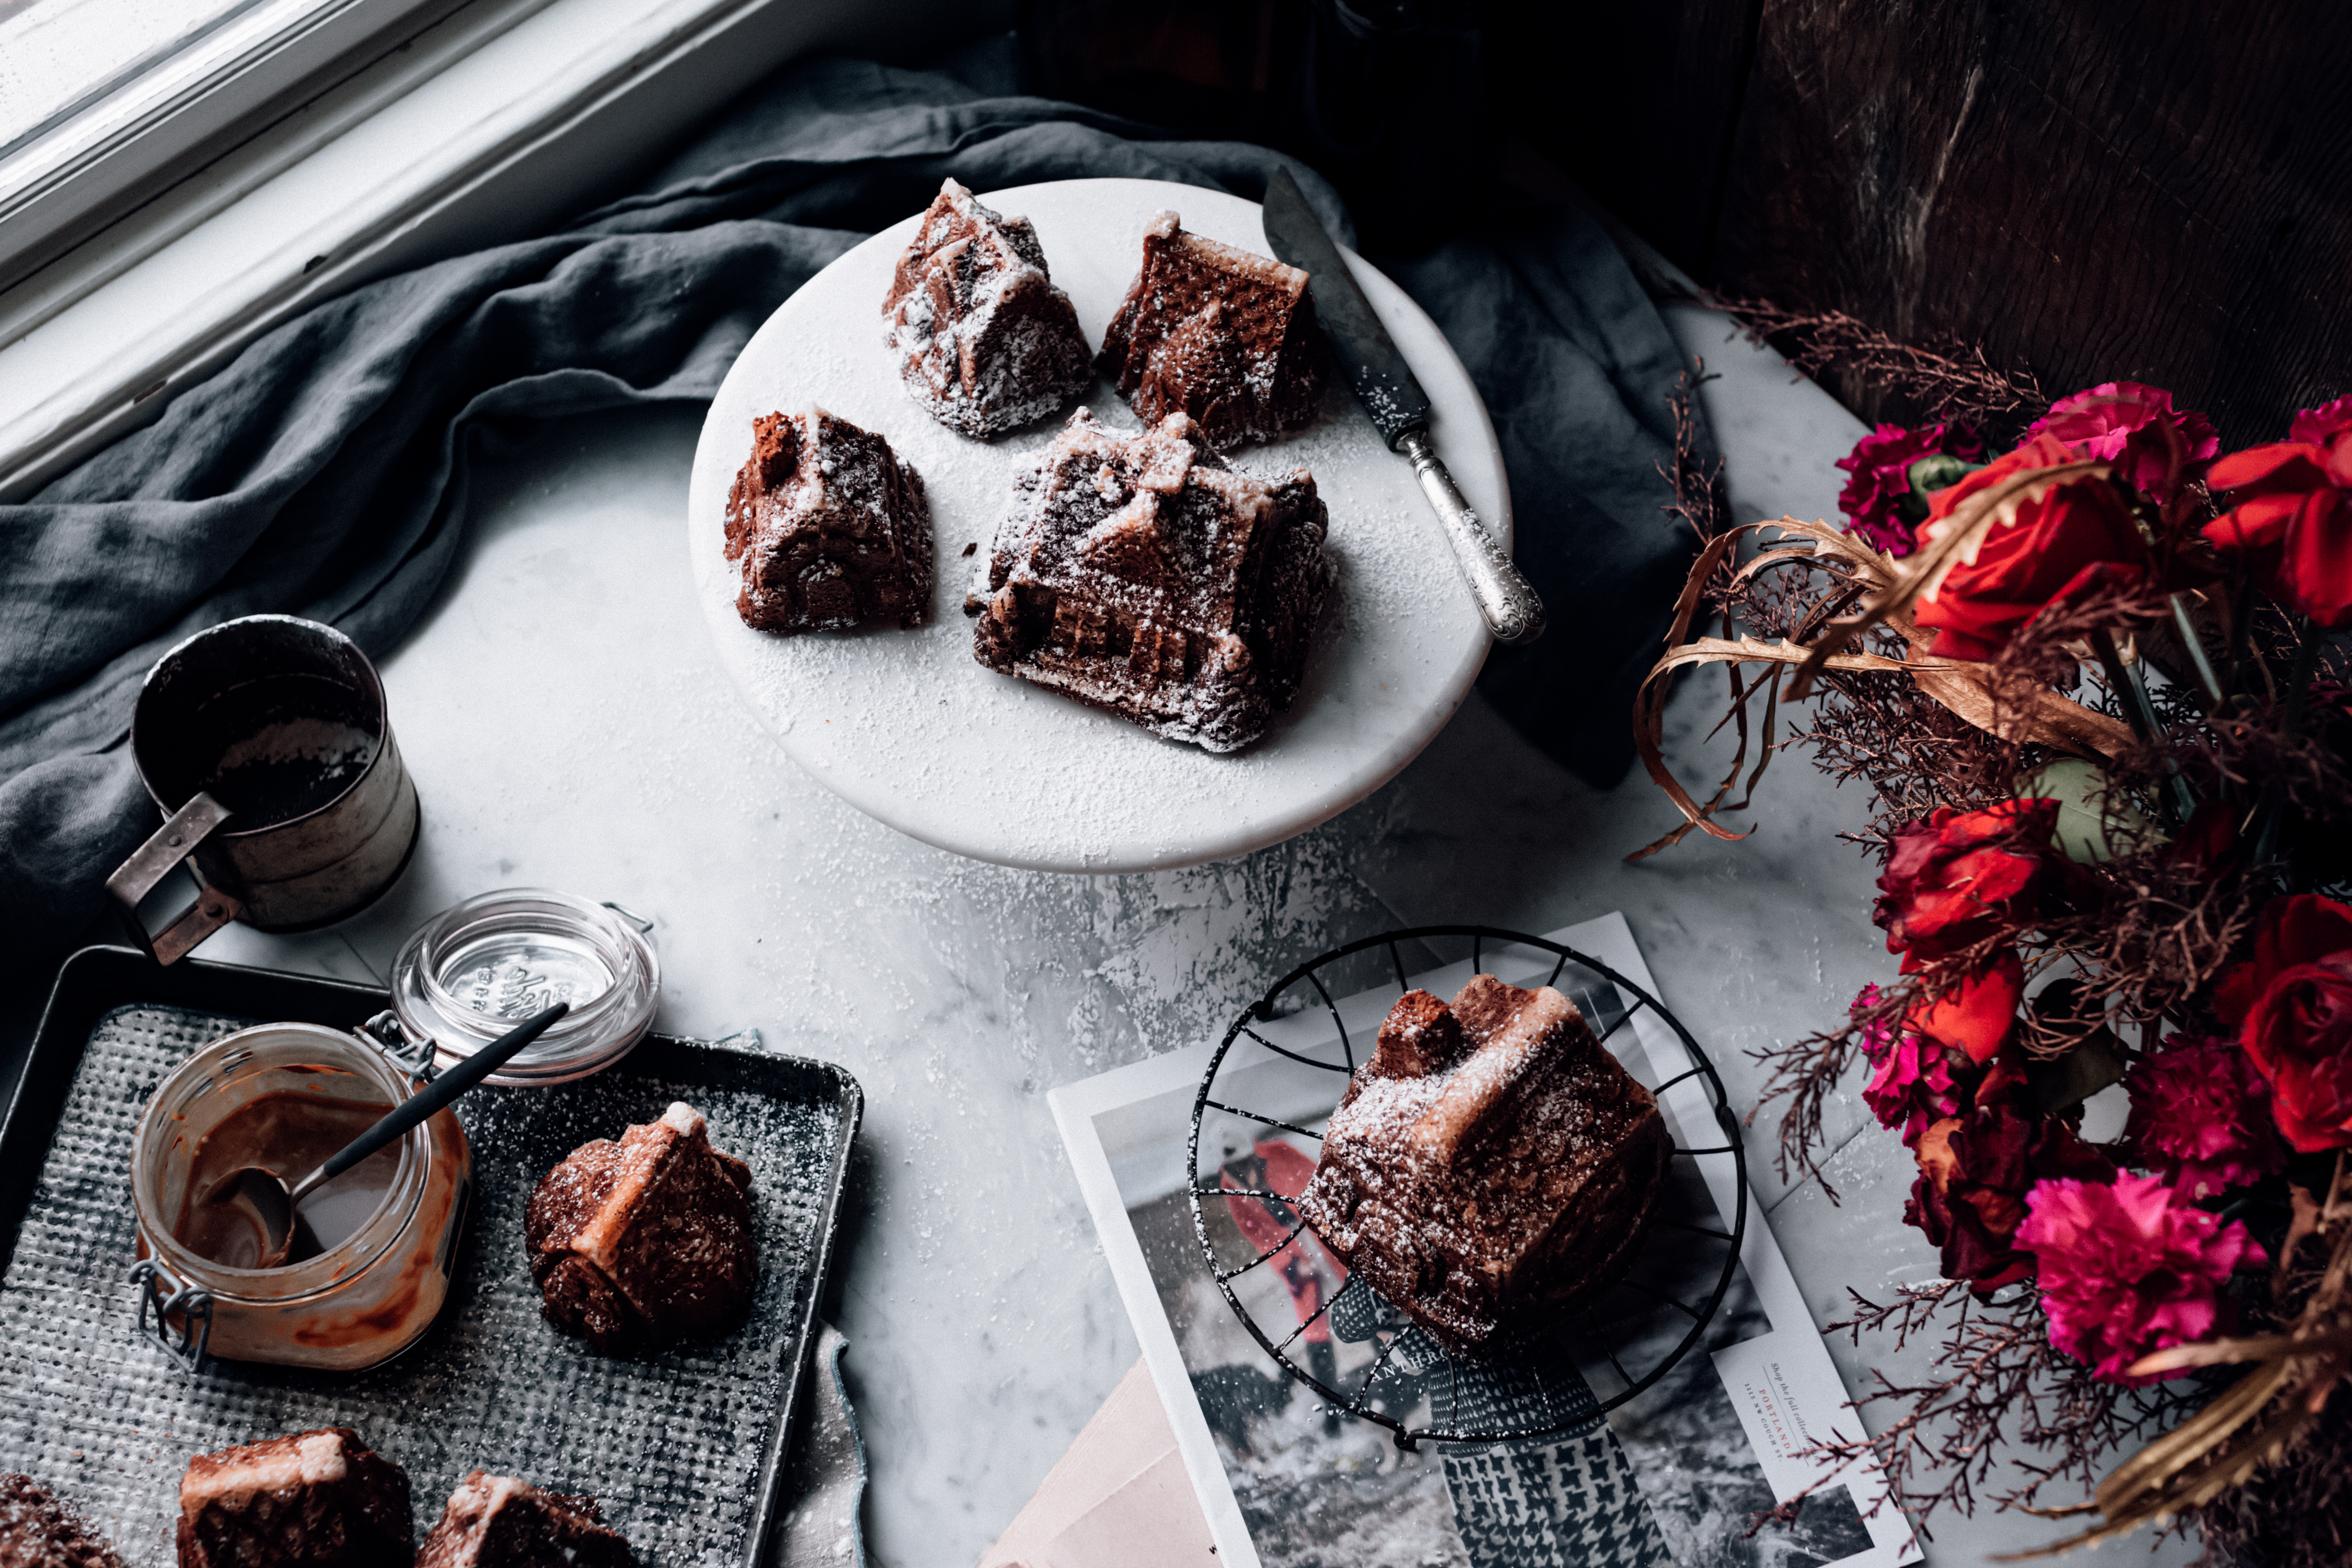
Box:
1708;0;2352;444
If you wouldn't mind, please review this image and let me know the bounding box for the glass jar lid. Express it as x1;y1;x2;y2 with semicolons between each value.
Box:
390;888;658;1085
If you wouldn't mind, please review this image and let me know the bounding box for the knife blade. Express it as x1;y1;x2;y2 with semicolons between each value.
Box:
1260;170;1430;450
1260;168;1544;645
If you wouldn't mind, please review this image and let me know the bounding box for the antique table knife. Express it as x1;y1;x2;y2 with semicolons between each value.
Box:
1260;167;1545;645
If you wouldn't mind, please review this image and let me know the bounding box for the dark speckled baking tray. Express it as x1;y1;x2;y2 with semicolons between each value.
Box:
0;946;860;1568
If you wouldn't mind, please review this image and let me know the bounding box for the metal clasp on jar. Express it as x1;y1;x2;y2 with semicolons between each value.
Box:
358;1008;441;1081
129;1259;214;1371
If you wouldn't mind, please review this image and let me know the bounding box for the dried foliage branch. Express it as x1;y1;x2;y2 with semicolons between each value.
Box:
1659;363;1733;547
1753;1279;2199;1540
1627;518;2133;873
1703;293;2048;438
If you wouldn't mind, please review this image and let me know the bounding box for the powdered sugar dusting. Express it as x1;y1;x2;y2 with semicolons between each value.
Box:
685;178;1503;873
882;181;1092;438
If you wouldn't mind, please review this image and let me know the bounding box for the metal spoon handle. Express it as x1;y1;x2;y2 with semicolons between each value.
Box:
298;1002;569;1197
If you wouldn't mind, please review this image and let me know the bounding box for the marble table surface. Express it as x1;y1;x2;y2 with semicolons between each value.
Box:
78;304;2195;1567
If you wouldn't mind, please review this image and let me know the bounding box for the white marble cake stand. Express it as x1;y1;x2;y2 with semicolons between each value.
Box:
684;177;1507;872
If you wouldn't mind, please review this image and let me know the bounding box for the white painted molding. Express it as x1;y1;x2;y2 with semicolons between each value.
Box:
0;0;486;293
0;0;1009;500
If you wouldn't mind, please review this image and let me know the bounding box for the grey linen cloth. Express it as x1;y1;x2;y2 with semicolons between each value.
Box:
779;1322;870;1568
0;42;1703;958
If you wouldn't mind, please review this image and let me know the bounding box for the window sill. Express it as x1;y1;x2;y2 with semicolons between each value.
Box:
0;0;1004;500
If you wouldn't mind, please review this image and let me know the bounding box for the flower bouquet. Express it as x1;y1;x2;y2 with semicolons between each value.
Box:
1638;320;2352;1562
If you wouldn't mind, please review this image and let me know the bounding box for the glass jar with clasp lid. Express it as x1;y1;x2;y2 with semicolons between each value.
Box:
129;1021;470;1372
388;888;659;1083
126;887;658;1373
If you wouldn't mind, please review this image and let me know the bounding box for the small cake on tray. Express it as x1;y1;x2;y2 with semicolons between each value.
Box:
175;1428;411;1568
416;1473;632;1568
1295;976;1672;1354
1096;211;1327;449
526;1102;757;1355
723;408;932;634
882;179;1092;437
1;1473;124;1568
967;408;1334;753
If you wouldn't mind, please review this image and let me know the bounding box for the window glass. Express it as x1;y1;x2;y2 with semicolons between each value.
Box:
0;0;275;158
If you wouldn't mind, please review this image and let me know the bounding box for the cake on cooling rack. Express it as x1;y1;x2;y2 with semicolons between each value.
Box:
1;1473;123;1568
175;1429;411;1568
1096;211;1327;449
1295;976;1672;1354
527;1102;757;1355
882;179;1092;437
417;1473;633;1568
723;408;932;634
966;408;1333;752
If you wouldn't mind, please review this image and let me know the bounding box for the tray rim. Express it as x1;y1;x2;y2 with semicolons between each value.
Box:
2;943;864;1568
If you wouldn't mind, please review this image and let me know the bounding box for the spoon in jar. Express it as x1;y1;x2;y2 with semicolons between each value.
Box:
216;1001;569;1268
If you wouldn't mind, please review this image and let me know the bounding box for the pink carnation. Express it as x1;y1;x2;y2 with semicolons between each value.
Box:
2288;393;2352;448
1836;422;1986;557
2026;382;2219;503
2015;1173;2265;1385
1855;984;1965;1145
2289;394;2352;491
2122;1033;2289;1200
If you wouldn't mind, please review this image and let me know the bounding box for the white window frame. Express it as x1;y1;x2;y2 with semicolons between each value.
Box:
0;0;486;294
0;0;1009;500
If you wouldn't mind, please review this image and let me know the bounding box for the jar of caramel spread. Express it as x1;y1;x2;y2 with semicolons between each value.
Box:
130;1021;470;1371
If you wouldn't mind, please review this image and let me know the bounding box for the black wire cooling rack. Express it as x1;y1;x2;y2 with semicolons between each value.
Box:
1185;925;1748;1448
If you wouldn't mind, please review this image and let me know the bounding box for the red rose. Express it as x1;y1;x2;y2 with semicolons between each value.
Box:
1907;1104;2116;1296
1912;433;2150;660
1903;949;2026;1064
2025;382;2219;503
1874;799;2065;958
2213;894;2352;1152
2202;398;2352;627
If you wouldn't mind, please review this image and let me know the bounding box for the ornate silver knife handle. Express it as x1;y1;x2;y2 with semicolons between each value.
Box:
1396;428;1546;646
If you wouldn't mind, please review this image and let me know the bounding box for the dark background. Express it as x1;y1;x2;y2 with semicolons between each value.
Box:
1022;0;2352;444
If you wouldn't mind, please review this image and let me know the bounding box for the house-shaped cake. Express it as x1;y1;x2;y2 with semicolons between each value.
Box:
177;1429;412;1568
1096;211;1327;449
1295;976;1673;1354
967;408;1333;752
417;1473;633;1568
526;1102;757;1354
722;408;931;634
883;179;1092;437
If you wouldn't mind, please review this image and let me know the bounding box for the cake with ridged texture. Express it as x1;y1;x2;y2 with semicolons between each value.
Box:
175;1429;411;1568
967;408;1333;753
882;179;1093;437
723;408;931;634
1;1474;123;1568
1096;211;1327;449
416;1473;632;1568
1295;975;1672;1354
526;1103;757;1355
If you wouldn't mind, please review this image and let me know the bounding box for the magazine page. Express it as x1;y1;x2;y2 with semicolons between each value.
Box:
1049;912;1922;1568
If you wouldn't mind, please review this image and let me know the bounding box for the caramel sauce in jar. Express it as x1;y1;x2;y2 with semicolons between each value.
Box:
172;1091;403;1269
131;1023;471;1371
